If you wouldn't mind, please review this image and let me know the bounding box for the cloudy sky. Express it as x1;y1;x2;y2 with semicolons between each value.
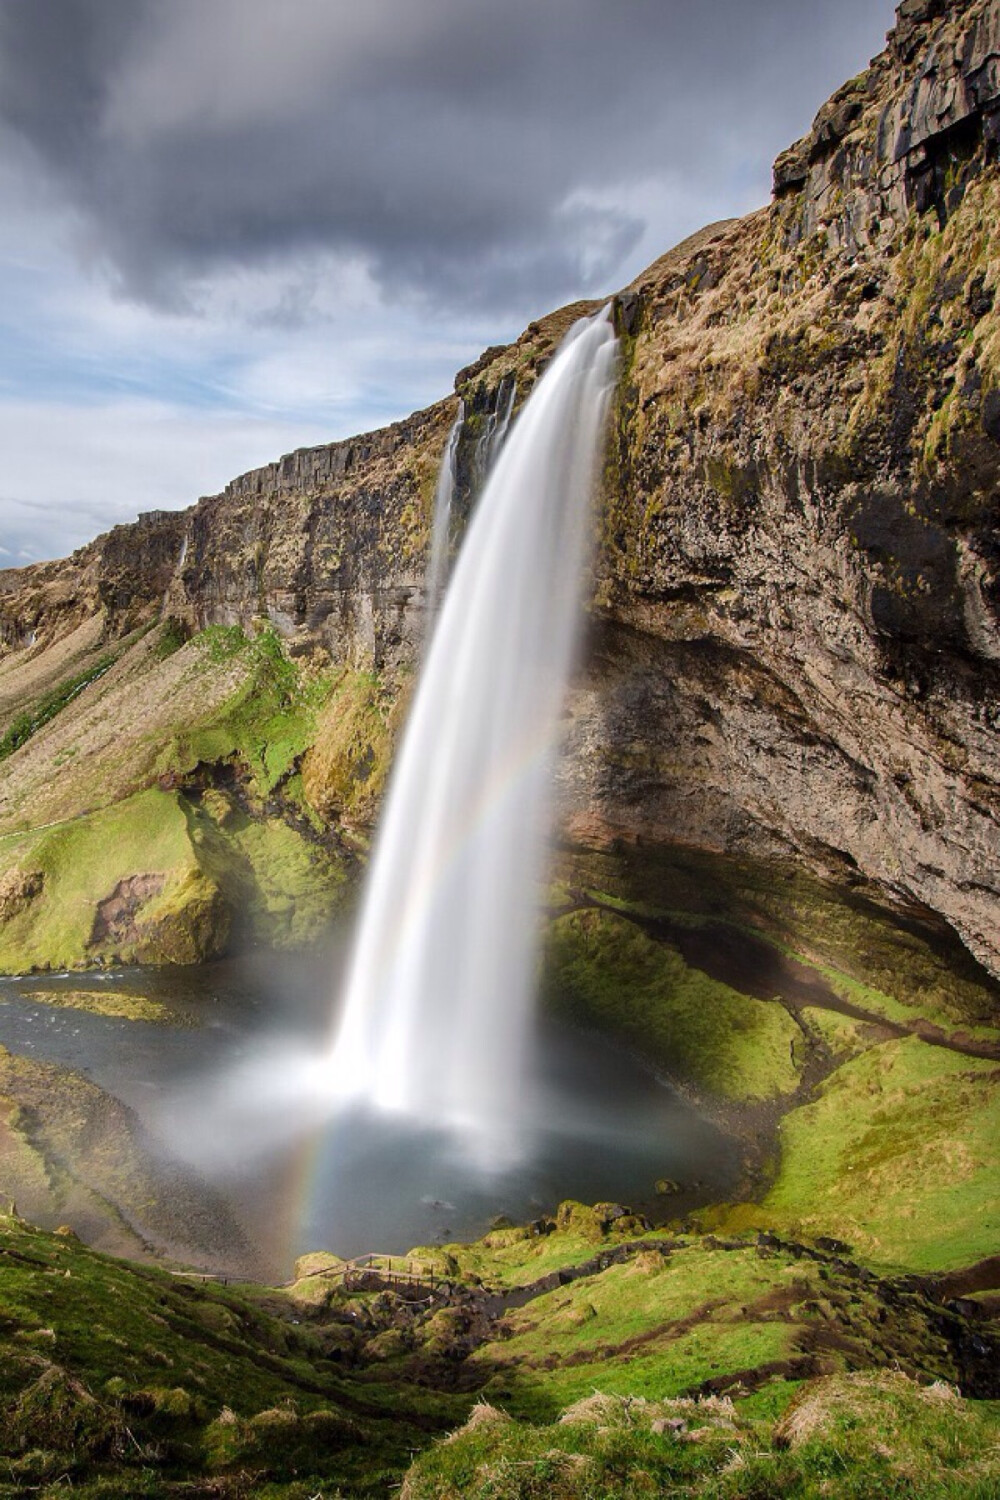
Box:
0;0;898;564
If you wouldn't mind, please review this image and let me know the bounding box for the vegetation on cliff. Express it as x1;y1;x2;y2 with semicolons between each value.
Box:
545;844;1000;1275
0;621;406;971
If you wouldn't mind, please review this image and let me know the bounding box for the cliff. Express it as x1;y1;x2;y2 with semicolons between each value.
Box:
0;0;998;982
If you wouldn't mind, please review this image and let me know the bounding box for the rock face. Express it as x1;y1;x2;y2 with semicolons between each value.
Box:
0;0;998;977
0;510;185;652
569;0;1000;975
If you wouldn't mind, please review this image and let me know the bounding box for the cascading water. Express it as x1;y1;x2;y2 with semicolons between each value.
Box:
327;308;617;1160
423;400;464;624
473;376;517;487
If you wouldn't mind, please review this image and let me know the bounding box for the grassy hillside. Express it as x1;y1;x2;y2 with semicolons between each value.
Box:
0;1205;997;1499
0;620;404;973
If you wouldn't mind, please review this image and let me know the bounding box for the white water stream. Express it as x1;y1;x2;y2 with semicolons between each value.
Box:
327;309;617;1160
423;400;464;625
473;377;517;487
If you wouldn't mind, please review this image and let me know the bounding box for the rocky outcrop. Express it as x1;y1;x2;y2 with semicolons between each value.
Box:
773;0;1000;243
0;0;998;979
0;510;185;652
561;0;1000;977
166;410;449;673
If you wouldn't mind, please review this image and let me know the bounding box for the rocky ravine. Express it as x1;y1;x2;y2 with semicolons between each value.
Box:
0;0;998;981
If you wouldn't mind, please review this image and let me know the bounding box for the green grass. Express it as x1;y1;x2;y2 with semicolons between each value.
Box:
0;1212;456;1498
764;1039;1000;1270
552;846;999;1037
545;908;801;1102
404;1374;1000;1498
0;1198;995;1497
301;666;406;830
0;788;199;972
541;852;1000;1282
152;624;335;799
411;1205;671;1292
225;809;346;945
0;652;118;762
0;779;345;973
459;1237;954;1421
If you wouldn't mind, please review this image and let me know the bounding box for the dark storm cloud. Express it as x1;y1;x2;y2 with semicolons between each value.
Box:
0;0;899;314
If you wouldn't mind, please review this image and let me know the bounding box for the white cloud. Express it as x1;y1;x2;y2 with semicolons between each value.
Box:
0;0;900;564
0;400;337;561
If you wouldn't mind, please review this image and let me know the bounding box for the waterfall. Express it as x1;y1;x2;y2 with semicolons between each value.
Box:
423;401;464;625
473;377;517;488
327;308;617;1159
160;533;189;618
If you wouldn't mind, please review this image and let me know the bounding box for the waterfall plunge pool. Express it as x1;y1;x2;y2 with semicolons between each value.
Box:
0;945;742;1280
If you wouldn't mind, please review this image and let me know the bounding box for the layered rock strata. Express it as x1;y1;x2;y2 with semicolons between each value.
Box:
0;0;998;978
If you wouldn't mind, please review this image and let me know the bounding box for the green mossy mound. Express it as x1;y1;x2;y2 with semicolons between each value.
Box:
762;1041;1000;1271
544;846;1000;1277
0;623;354;974
403;1374;1000;1499
0;1213;454;1498
0;782;344;973
546;906;801;1102
0;1198;998;1497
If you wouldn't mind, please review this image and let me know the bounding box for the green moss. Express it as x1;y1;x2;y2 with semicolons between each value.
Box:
0;773;345;972
0;1214;442;1496
482;1322;793;1423
130;866;230;965
151;617;187;660
545;908;801;1102
844;176;1000;476
764;1040;1000;1270
0;652;118;762
227;813;345;946
301;666;405;829
404;1374;1000;1499
468;1245;805;1419
555;846;999;1036
155;624;335;799
0;789;200;972
4;988;182;1024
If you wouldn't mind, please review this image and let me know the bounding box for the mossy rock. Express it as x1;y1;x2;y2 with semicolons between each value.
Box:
1;1367;124;1459
132;869;231;964
364;1328;412;1362
545;906;801;1103
293;1250;347;1280
301;668;404;828
554;1202;604;1242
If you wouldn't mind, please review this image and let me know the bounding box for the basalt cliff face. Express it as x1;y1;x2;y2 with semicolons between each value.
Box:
0;0;998;981
572;0;1000;977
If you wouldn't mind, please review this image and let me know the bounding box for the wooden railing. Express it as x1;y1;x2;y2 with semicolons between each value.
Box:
339;1253;450;1296
165;1252;453;1298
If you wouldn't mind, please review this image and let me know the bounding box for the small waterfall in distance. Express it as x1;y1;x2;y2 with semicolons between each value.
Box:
327;307;617;1163
423;400;464;626
473;377;517;489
